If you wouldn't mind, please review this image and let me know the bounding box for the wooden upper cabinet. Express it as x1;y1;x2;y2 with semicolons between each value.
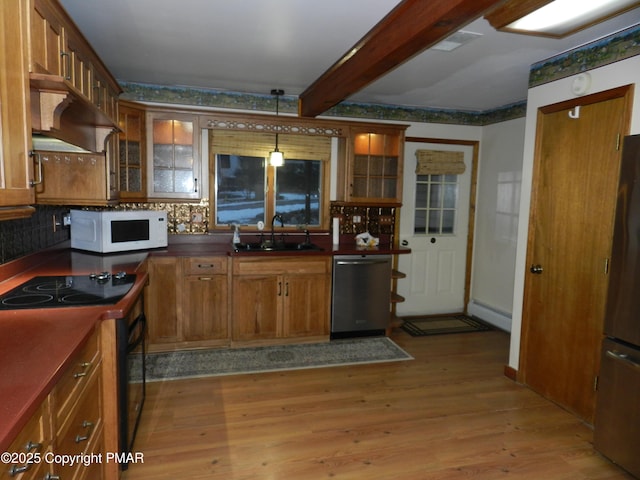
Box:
337;125;406;204
0;0;36;219
29;0;65;77
28;0;121;125
118;102;146;200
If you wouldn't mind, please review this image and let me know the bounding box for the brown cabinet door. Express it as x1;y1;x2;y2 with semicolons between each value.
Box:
146;257;179;345
0;0;35;213
30;0;66;76
283;273;330;338
182;274;228;341
232;275;280;341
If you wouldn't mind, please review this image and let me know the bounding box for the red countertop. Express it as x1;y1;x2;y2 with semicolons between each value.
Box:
0;235;409;451
0;249;148;452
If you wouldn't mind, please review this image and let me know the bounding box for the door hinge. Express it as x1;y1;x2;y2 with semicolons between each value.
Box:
604;258;609;274
616;133;621;151
594;375;599;391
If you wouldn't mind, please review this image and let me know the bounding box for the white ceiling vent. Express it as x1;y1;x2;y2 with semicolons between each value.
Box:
431;30;483;52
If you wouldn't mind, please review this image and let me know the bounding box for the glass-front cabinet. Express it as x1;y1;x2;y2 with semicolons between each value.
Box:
118;102;145;199
337;126;405;204
146;111;200;200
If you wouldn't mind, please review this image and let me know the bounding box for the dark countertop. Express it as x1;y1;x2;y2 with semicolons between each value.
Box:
0;249;148;452
160;232;411;257
0;235;409;451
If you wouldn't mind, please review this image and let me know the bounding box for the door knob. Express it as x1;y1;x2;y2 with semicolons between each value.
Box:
530;264;543;274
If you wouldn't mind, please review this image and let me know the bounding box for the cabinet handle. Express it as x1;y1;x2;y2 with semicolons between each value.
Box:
278;281;282;296
75;420;94;443
25;441;42;452
194;178;198;193
93;84;102;107
73;361;92;378
285;282;289;297
45;474;61;480
198;277;213;281
60;51;71;80
9;464;30;475
197;264;214;269
9;439;42;476
29;151;43;187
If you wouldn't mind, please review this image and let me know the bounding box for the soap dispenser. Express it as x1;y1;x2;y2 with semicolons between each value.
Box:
232;224;241;244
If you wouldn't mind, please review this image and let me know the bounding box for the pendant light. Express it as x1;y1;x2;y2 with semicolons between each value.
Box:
269;89;285;167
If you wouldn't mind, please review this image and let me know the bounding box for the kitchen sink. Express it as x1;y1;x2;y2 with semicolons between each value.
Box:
233;241;323;253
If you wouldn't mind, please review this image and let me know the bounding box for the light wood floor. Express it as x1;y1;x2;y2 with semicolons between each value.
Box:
122;329;632;480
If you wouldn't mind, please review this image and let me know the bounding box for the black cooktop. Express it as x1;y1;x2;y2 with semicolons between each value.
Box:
0;272;136;310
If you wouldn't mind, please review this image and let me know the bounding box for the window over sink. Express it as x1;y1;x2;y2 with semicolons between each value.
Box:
209;131;330;229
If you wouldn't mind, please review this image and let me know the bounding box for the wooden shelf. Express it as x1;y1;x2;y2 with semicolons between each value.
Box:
391;292;405;303
392;269;406;279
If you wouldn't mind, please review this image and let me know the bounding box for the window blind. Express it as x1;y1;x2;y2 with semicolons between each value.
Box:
210;131;331;161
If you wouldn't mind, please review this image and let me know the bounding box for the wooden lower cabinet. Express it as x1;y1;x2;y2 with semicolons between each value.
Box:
145;256;229;350
145;254;331;348
180;257;229;342
1;328;107;480
0;401;50;480
231;256;331;343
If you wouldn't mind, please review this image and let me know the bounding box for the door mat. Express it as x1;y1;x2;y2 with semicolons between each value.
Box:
132;337;413;382
401;315;492;337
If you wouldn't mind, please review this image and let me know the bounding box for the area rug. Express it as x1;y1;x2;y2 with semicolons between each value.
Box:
132;337;413;382
401;315;492;337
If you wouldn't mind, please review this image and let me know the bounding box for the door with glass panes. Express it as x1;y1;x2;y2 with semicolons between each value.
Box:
397;140;475;315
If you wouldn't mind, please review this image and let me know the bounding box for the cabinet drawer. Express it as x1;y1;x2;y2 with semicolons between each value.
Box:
233;257;330;276
53;330;100;429
55;370;102;480
183;256;228;275
0;402;49;480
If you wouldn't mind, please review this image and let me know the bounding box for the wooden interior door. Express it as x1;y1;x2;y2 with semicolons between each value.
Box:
520;87;631;423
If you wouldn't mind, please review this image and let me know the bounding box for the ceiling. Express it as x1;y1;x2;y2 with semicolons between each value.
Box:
59;0;640;113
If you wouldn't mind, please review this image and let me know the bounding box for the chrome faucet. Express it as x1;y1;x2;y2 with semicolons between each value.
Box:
271;214;285;244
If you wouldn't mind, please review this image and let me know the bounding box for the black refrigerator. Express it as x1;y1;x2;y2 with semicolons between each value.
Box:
594;134;640;479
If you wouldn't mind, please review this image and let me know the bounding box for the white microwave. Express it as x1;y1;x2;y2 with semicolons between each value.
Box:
70;210;168;253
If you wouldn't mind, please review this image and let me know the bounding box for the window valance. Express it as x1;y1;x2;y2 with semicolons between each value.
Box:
210;131;331;161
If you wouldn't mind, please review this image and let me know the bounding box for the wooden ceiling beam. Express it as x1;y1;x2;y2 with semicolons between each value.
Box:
484;0;553;31
298;0;507;118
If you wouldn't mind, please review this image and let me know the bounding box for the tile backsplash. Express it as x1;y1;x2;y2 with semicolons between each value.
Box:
0;201;211;266
0;205;70;264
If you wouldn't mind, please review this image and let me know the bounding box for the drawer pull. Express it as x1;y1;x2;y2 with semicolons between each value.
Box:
75;420;94;443
73;361;92;378
45;474;61;480
198;264;214;268
10;464;30;475
9;464;31;477
198;277;213;281
8;438;44;474
25;441;42;452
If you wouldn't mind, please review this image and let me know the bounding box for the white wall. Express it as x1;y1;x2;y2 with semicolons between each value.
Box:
468;118;526;332
509;55;640;369
384;120;523;331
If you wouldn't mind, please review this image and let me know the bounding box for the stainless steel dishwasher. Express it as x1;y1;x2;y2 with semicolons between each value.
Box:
331;254;391;338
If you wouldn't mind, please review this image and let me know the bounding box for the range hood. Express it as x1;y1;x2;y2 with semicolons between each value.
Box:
32;134;92;153
30;73;118;153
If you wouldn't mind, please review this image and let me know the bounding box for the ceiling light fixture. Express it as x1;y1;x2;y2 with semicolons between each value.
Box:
485;0;640;38
269;89;285;167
